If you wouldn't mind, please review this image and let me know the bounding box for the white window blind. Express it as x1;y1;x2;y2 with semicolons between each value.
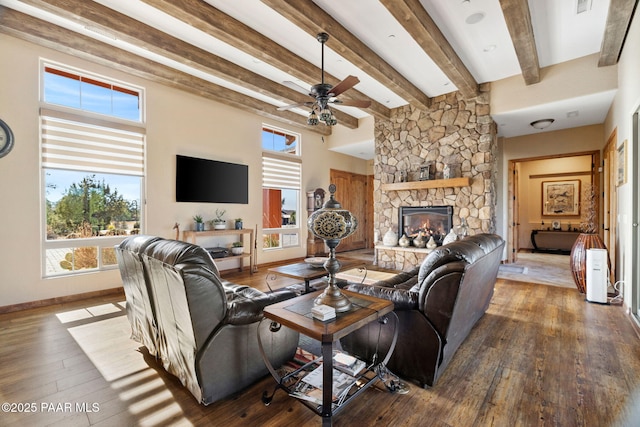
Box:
41;110;144;176
262;155;301;190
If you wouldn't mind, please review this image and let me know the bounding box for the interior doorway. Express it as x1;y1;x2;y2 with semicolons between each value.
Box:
507;150;601;265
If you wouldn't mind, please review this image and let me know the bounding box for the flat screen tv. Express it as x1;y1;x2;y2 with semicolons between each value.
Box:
176;155;248;204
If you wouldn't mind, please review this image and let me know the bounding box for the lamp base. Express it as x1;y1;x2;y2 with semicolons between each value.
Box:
314;287;352;312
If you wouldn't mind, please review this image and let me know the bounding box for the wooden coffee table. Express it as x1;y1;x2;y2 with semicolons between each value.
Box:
268;259;362;294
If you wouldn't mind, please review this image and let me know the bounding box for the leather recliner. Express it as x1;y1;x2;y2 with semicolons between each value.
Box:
116;235;299;405
340;233;505;388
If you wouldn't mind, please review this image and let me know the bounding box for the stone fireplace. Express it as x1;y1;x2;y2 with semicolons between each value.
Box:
374;86;498;271
399;206;453;245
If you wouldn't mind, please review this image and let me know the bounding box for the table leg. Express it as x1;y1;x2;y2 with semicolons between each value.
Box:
321;340;333;426
304;279;312;294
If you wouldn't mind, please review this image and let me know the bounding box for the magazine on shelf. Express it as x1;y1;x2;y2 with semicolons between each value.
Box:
333;351;367;376
289;364;358;405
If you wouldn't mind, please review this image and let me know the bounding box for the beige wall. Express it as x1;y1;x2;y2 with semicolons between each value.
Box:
517;155;592;249
603;8;640;313
0;34;368;306
497;124;604;244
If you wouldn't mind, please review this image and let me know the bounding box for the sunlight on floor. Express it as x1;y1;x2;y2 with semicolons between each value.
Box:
55;304;194;426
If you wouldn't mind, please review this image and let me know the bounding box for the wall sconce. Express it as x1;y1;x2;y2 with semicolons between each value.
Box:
530;119;555;130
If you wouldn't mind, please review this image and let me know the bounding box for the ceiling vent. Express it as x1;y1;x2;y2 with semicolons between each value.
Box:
577;0;592;14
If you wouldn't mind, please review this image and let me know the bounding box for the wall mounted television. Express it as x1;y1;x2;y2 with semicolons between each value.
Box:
176;155;248;204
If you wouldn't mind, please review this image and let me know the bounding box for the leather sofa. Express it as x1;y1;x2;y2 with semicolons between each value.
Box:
115;235;299;405
340;233;504;387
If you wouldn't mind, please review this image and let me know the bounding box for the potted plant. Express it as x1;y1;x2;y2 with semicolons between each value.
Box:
570;183;608;293
234;218;243;230
211;209;226;229
193;215;205;232
230;241;244;255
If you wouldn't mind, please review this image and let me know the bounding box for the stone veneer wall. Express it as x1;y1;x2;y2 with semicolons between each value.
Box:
374;85;498;270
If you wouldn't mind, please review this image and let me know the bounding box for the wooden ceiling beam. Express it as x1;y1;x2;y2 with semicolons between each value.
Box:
262;0;431;110
140;0;390;120
598;0;638;66
0;7;331;135
380;0;479;99
499;0;540;85
18;0;357;129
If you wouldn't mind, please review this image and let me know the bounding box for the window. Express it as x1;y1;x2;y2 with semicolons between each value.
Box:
262;126;301;250
41;63;144;277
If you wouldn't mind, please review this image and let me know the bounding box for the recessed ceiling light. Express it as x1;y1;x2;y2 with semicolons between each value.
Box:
567;110;579;118
466;12;485;25
483;44;496;52
388;34;396;39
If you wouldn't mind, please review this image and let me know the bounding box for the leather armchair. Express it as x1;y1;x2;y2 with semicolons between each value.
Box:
340;233;505;387
116;236;299;405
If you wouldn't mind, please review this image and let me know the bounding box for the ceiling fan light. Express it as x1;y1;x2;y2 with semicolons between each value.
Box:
319;107;332;122
327;114;337;126
530;118;555;130
307;110;319;126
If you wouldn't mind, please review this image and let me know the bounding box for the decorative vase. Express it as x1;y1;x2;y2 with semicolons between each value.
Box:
214;222;226;230
231;246;243;255
570;233;609;294
195;222;205;232
398;233;410;248
413;232;426;248
443;229;458;245
235;220;243;230
426;236;437;250
383;229;398;246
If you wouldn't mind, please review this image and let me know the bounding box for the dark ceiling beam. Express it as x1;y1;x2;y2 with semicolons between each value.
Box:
140;0;390;121
498;0;540;85
262;0;431;110
0;6;331;135
380;0;479;99
598;0;638;66
18;0;357;129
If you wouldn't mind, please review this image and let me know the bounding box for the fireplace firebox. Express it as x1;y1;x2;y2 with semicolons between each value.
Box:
399;206;453;246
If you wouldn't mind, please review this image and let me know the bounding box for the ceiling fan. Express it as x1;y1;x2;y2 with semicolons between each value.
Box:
278;32;371;126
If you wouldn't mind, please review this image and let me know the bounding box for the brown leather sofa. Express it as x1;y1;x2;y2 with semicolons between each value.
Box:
340;233;504;387
116;235;299;405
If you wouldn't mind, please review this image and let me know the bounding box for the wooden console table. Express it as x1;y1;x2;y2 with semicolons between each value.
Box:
530;230;580;255
182;228;254;273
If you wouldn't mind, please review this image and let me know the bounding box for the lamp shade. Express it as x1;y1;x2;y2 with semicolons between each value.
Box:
307;185;357;242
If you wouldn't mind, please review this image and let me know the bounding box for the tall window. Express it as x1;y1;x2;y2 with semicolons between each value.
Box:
41;63;145;277
262;126;301;250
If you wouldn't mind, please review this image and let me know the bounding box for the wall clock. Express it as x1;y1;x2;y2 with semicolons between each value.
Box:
0;119;15;159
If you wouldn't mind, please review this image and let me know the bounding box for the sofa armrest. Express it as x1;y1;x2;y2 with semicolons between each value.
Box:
225;288;297;325
344;283;418;310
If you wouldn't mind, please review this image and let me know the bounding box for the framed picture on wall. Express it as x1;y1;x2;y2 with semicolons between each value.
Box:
542;180;580;216
617;140;627;186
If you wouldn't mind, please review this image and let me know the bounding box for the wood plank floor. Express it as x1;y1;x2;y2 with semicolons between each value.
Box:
1;261;640;426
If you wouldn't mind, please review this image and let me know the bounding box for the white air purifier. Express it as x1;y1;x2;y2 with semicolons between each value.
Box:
586;248;608;304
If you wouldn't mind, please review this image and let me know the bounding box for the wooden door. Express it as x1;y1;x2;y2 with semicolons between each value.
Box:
507;160;519;263
603;129;618;283
330;169;368;252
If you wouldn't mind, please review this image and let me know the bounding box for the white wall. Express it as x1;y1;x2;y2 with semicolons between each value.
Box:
0;35;369;306
603;9;640;315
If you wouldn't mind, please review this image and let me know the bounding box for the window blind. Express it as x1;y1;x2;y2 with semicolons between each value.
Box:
262;155;301;190
41;112;144;176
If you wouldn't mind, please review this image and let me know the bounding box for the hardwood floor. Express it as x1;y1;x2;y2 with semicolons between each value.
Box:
1;262;639;426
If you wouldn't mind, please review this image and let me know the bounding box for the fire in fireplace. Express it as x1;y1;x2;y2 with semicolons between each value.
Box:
399;206;453;245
